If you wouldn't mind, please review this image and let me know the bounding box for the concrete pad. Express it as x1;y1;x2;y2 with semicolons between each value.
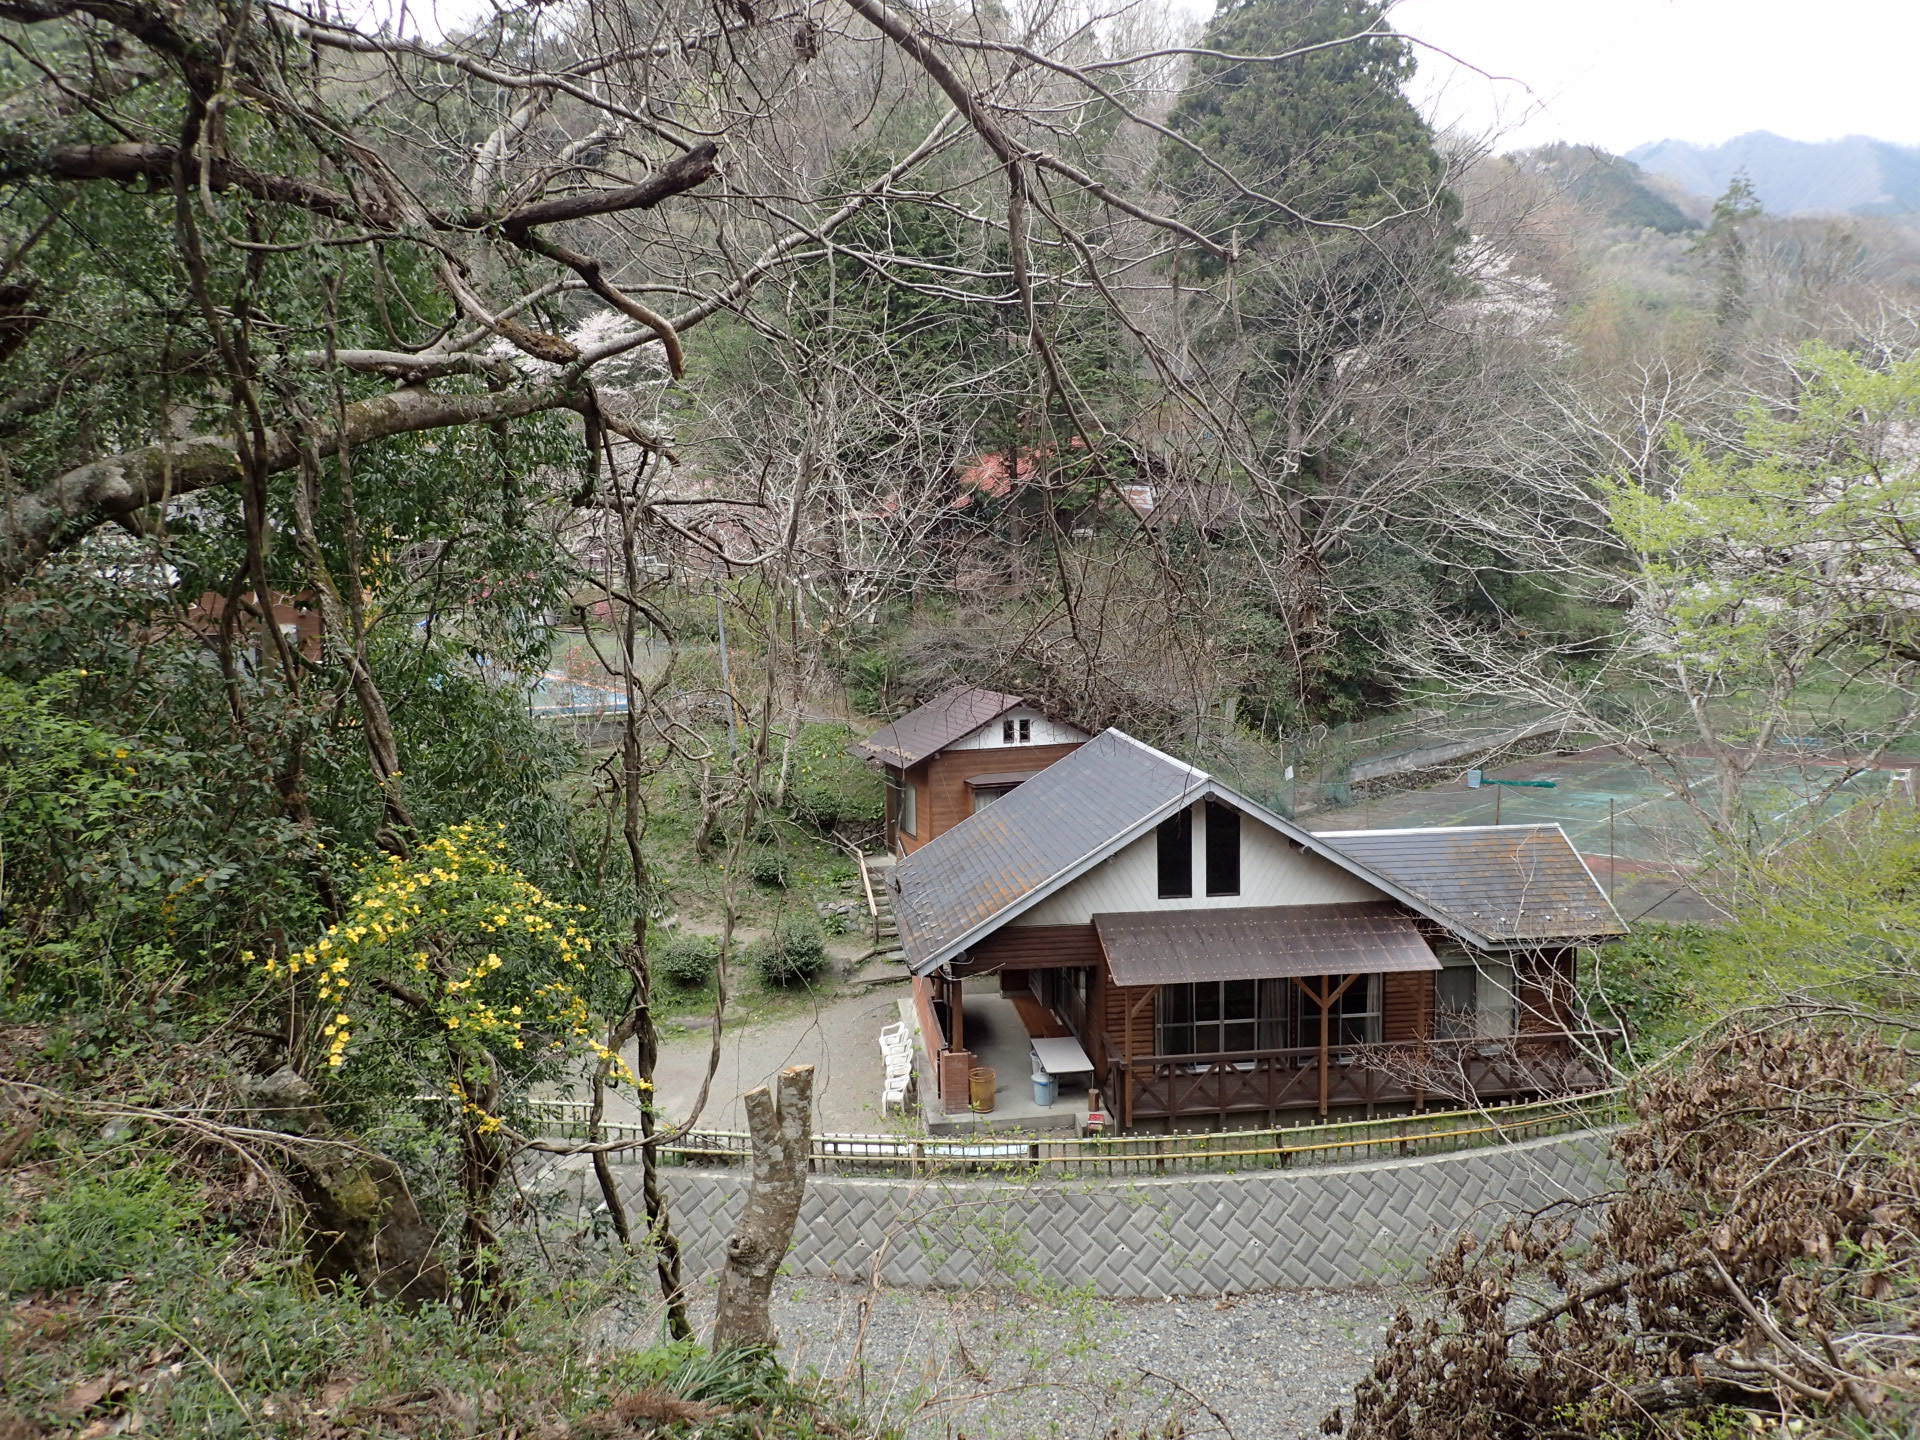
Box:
622;981;917;1135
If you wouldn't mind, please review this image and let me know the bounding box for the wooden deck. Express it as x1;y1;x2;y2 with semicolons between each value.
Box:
1008;991;1071;1040
1106;1032;1616;1125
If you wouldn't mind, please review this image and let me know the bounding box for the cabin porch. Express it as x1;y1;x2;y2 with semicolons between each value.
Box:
913;942;1606;1131
1104;1031;1616;1129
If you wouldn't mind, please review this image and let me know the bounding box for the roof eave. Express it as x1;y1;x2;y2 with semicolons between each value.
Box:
906;783;1208;975
908;768;1497;971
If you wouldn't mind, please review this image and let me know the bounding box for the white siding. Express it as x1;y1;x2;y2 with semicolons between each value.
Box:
1015;799;1383;925
948;706;1090;751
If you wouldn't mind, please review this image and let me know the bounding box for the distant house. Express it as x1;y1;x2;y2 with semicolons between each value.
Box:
889;728;1625;1126
853;687;1090;855
185;589;324;662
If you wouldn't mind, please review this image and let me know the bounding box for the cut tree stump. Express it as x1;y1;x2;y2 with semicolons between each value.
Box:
710;1064;814;1350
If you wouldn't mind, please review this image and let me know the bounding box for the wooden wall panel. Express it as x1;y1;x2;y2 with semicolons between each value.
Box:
1382;970;1433;1044
911;974;945;1054
954;923;1102;975
1102;981;1159;1062
1515;948;1576;1033
922;742;1083;844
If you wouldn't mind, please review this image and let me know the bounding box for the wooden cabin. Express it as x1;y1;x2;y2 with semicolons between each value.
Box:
853;687;1089;856
891;729;1626;1127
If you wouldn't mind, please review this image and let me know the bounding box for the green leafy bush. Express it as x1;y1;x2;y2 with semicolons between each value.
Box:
654;933;720;989
0;1164;203;1295
744;850;789;888
751;917;829;988
782;724;884;833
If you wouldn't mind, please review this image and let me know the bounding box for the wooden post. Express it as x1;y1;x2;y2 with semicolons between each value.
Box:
1292;975;1359;1117
1317;978;1331;1116
950;975;964;1052
711;1064;814;1351
1123;987;1157;1130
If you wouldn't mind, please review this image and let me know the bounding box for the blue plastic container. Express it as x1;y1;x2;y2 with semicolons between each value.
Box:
1031;1071;1058;1106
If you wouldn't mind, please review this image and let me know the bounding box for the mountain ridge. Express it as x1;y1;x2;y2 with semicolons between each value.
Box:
1628;131;1920;217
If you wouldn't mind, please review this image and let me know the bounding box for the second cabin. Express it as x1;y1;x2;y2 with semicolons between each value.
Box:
852;686;1089;855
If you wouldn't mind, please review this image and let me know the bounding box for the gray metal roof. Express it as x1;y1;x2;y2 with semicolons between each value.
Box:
891;729;1626;973
1093;903;1438;986
853;687;1024;768
894;729;1208;967
1310;825;1625;943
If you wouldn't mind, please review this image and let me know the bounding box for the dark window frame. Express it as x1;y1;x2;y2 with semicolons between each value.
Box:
1156;806;1193;898
1156;978;1292;1056
1204;799;1241;896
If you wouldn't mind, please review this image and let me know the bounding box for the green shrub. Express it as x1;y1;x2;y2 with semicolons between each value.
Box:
751;916;829;988
654;932;720;989
0;1164;203;1295
744;850;789;888
782;724;884;833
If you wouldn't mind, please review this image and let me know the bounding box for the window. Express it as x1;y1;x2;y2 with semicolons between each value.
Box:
1157;979;1292;1056
1436;960;1477;1038
1001;716;1032;744
898;776;918;837
1039;966;1091;1039
971;782;1020;813
1436;955;1517;1039
1327;974;1380;1047
1156;806;1192;897
1204;800;1241;896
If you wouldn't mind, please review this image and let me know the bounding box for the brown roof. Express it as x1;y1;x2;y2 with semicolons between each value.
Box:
1310;826;1625;943
854;687;1025;768
1093;903;1439;986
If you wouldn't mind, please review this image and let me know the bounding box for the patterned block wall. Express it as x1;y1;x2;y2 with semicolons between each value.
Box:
603;1129;1619;1298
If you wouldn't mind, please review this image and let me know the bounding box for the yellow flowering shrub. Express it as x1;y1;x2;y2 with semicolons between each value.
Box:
266;822;643;1124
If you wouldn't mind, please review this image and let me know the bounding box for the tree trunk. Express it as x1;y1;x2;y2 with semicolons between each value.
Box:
710;1064;814;1350
239;1068;451;1308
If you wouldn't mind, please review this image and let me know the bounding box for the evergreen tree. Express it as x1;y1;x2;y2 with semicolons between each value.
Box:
1697;169;1764;342
1160;0;1468;725
1165;0;1455;244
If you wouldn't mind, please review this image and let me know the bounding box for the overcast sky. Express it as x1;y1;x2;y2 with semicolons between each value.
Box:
1390;0;1920;154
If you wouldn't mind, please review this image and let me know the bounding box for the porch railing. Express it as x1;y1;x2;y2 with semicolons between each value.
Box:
524;1086;1624;1179
1107;1031;1618;1127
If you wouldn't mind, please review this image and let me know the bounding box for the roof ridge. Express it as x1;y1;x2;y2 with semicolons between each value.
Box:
1105;727;1212;783
1314;823;1562;836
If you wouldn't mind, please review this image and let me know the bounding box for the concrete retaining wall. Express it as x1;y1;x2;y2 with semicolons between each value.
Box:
617;1128;1618;1297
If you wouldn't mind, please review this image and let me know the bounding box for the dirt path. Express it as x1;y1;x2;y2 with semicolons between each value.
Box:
605;978;909;1134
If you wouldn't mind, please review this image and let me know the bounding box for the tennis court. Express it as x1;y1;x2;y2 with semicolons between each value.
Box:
1311;746;1906;868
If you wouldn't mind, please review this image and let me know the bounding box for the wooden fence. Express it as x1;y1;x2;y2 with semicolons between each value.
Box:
525;1088;1624;1179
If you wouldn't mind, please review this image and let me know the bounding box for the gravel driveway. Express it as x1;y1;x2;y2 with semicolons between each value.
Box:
670;1276;1403;1439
